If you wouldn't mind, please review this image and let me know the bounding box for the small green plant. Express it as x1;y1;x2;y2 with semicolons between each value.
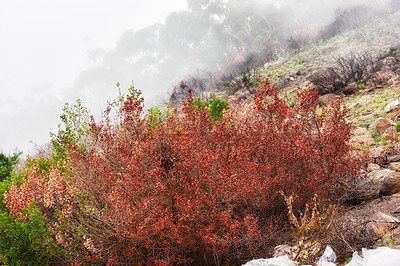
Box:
289;101;296;107
371;133;388;145
343;256;353;264
147;106;164;129
378;236;397;249
396;121;400;132
195;94;229;121
357;83;366;90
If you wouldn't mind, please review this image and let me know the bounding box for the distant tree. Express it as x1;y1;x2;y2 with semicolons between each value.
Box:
0;151;22;181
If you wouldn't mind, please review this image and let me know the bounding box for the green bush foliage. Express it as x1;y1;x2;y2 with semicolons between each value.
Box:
0;153;68;265
0;202;67;265
195;93;229;121
0;152;22;182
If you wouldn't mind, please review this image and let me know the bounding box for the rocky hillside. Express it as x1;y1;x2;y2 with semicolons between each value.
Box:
219;10;400;265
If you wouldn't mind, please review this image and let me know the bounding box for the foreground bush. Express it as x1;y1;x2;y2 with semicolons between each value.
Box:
0;202;67;265
0;153;67;265
4;80;361;265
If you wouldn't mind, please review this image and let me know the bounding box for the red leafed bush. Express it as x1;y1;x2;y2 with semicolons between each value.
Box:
4;80;361;265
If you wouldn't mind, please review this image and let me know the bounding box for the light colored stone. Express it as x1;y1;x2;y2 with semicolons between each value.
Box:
316;245;336;266
352;127;375;146
345;247;400;266
321;263;336;266
352;99;371;109
390;162;400;172
379;172;400;197
384;99;400;113
375;211;400;223
242;255;298;266
274;245;293;259
368;163;381;171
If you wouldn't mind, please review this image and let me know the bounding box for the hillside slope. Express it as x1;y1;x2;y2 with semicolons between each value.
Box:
225;10;400;155
222;10;400;265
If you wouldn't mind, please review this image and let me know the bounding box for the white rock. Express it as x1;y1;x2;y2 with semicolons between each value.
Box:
375;211;400;223
352;99;371;109
242;255;297;266
384;99;400;113
346;247;400;266
320;263;336;266
316;245;336;266
367;163;380;171
243;258;269;266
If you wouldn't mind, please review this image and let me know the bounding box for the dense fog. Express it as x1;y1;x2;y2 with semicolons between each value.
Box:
0;0;395;155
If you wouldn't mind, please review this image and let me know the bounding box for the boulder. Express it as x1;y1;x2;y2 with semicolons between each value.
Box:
242;256;297;266
384;99;400;113
373;118;394;135
380;173;400;197
316;245;336;266
367;163;380;171
243;245;297;266
344;169;400;204
274;245;293;259
352;127;375;146
345;247;400;266
351;99;371;109
390;162;400;172
317;94;340;107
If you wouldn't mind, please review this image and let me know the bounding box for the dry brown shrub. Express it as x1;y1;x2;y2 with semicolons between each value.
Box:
282;193;337;263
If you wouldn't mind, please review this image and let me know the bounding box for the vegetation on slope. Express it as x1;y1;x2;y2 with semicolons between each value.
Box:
1;3;400;265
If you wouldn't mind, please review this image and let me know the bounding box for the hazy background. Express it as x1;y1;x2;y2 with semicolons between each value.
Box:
0;0;187;155
0;0;392;156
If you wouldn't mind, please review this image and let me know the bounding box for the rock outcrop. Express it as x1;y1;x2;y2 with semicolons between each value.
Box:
344;169;400;204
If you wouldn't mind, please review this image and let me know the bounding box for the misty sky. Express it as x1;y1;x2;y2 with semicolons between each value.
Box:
0;0;187;155
0;0;390;156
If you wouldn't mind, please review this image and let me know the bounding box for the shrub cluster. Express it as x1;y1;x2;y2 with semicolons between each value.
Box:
317;5;375;41
169;74;212;106
286;30;312;53
311;53;381;95
4;81;361;265
216;52;266;94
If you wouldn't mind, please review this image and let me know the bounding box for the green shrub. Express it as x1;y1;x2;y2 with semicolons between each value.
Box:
196;94;229;121
0;152;22;182
0;202;68;265
0;152;68;265
357;83;366;90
